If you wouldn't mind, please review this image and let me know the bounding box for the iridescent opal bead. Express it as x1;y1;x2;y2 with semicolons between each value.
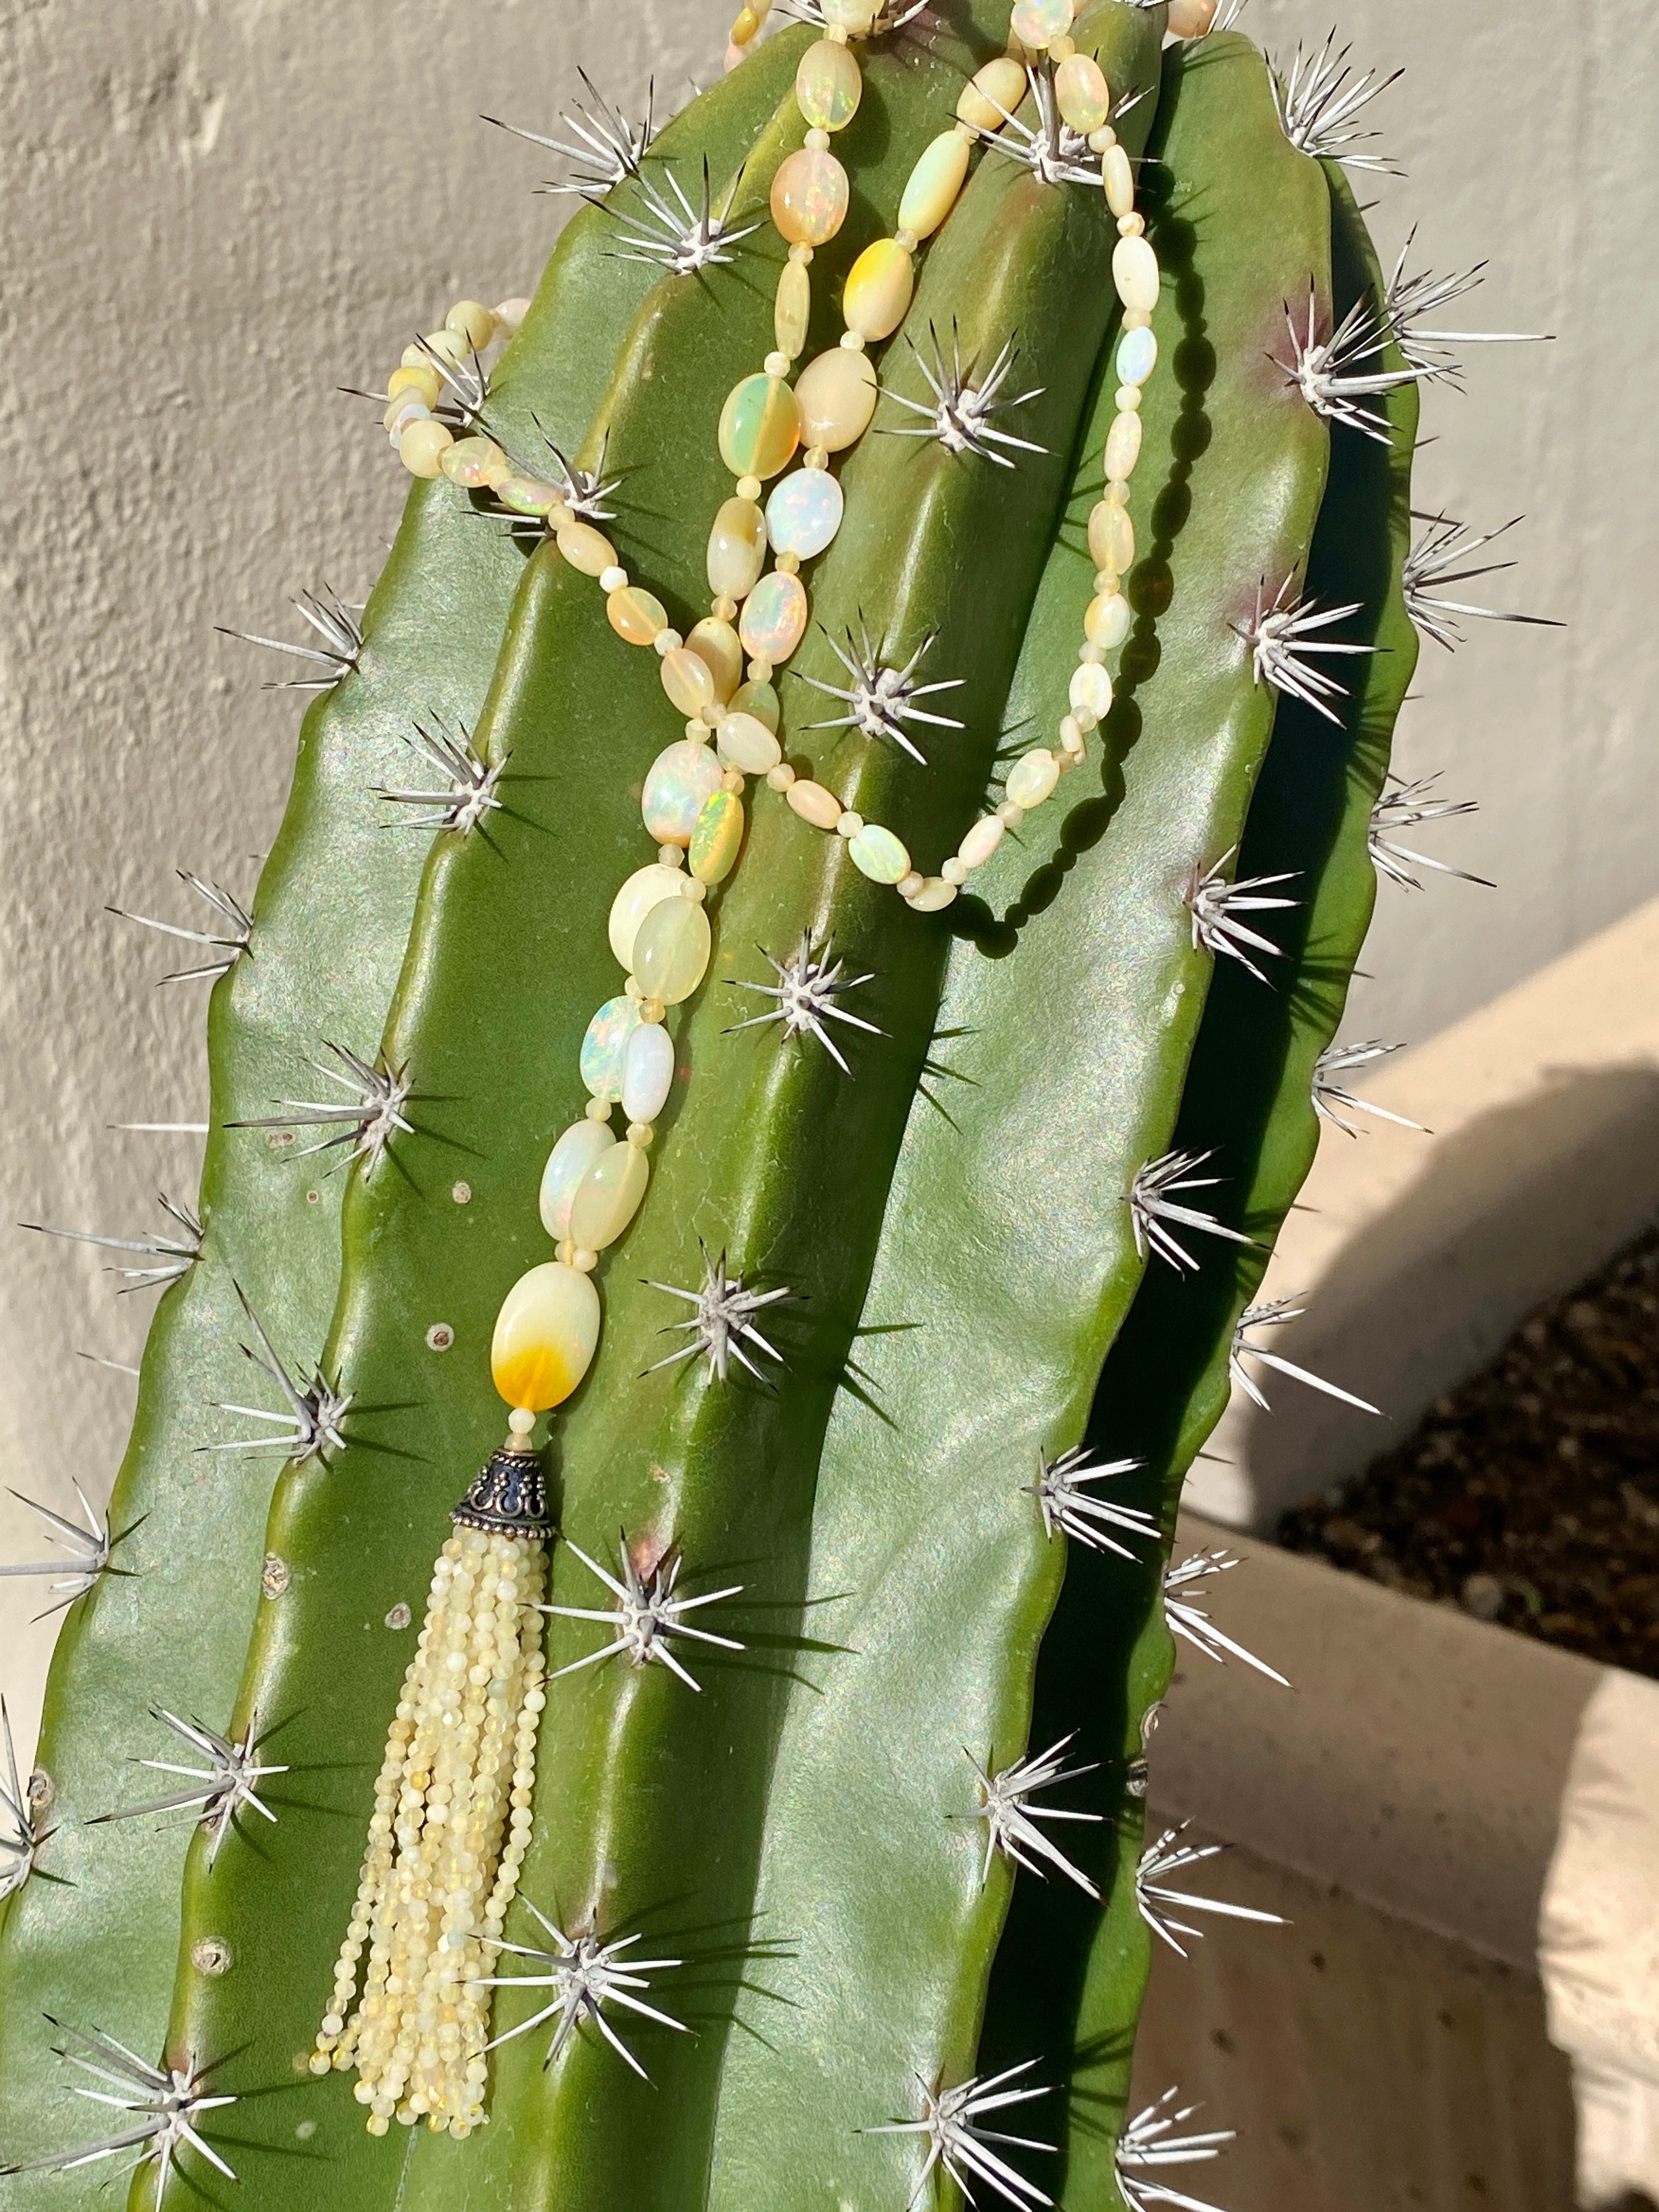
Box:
581;995;643;1099
897;131;970;243
794;347;879;453
1055;52;1110;131
766;467;844;560
718;373;801;482
771;146;850;248
795;38;863;131
847;822;911;884
739;570;810;664
842;239;915;343
621;1023;675;1125
569;1143;649;1252
957;54;1026;132
642;740;725;844
716;712;782;775
539;1120;617;1240
1116;325;1158;387
496;475;558;516
708;496;769;600
633;896;712;1006
1006;749;1060;810
690;789;746;884
1009;0;1074;44
490;1261;601;1412
608;864;687;969
439;435;503;489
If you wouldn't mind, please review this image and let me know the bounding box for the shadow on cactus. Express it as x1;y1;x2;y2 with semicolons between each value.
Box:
0;0;1548;2205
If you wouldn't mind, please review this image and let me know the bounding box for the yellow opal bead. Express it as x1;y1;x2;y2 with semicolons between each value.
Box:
633;896;713;1006
490;1261;601;1412
607;586;668;647
1102;143;1136;218
775;257;812;360
686;617;744;704
399;421;454;478
794;346;879;453
690;790;746;884
897;131;972;242
842;238;915;343
661;646;718;718
538;1120;617;1240
439;435;505;489
956;54;1027;132
568;1142;650;1254
1088;498;1135;575
1055;53;1111;132
795;37;863;130
1010;0;1074;44
708;497;769;600
608;864;686;970
1113;234;1160;315
388;363;442;408
556;520;617;577
445;299;497;350
718;374;802;482
771;146;850;247
786;779;843;832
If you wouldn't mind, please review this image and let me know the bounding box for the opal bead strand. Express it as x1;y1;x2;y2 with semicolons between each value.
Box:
380;295;534;487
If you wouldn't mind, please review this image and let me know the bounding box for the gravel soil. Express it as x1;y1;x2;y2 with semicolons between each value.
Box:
1278;1224;1659;1679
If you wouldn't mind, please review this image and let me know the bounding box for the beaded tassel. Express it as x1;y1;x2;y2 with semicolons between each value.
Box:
312;1428;550;2137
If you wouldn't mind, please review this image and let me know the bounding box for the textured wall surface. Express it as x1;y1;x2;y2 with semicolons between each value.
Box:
2;0;1655;1759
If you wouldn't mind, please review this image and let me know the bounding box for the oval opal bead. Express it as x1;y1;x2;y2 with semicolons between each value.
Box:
642;740;724;845
795;37;863;131
686;617;743;704
633;895;712;1006
1113;234;1161;315
957;54;1026;132
730;678;781;732
690;789;746;884
1085;591;1133;651
1088;498;1135;575
708;496;768;600
607;586;667;647
716;712;783;776
569;1142;650;1254
621;1022;675;1126
821;0;876;26
842;239;915;343
775;258;811;360
1116;324;1158;387
608;863;687;969
497;473;560;516
898;131;970;243
581;994;643;1099
400;421;453;478
556;520;616;576
661;646;717;718
1103;144;1136;218
1054;53;1110;131
539;1120;617;1240
1006;749;1060;811
766;467;844;560
1105;410;1143;483
1168;0;1218;33
439;435;502;489
794;346;879;453
786;779;843;832
718;374;801;482
490;1261;601;1412
1009;0;1074;42
771;146;850;248
739;569;810;664
958;815;1006;871
848;822;911;884
908;876;959;913
1070;662;1114;720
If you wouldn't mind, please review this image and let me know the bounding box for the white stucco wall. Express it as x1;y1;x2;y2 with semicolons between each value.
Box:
2;0;1655;1756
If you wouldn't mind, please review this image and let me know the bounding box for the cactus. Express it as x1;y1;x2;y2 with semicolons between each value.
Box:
0;2;1541;2205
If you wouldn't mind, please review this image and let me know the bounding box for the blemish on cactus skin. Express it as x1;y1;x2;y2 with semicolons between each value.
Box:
262;1554;291;1599
426;1322;456;1352
452;1181;472;1205
385;1604;412;1632
191;1937;232;1977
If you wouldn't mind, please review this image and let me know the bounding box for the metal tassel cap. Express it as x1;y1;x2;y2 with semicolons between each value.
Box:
451;1446;551;1537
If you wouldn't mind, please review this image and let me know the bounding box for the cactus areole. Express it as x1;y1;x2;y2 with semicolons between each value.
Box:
0;1;1544;2205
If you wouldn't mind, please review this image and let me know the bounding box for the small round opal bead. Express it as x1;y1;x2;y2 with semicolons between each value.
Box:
794;346;879;453
538;1120;617;1241
796;37;863;129
633;896;713;1006
446;298;496;349
690;789;746;884
490;1261;601;1412
569;1143;649;1253
771;146;850;247
686;616;743;704
1010;0;1074;47
739;570;810;664
708;496;769;600
1070;662;1114;721
1006;749;1060;810
1113;234;1160;315
957;54;1026;132
581;995;644;1100
643;739;725;844
718;373;802;482
620;1022;675;1125
766;467;845;560
898;131;971;242
1055;52;1110;131
716;711;783;775
1116;324;1158;387
842;239;915;343
388;363;441;408
848;822;911;884
608;864;687;970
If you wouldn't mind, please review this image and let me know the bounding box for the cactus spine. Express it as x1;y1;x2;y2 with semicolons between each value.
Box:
0;2;1540;2206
